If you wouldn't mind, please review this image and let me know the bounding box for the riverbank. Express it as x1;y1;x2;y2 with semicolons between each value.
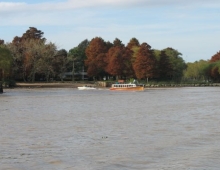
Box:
15;82;89;88
4;81;220;89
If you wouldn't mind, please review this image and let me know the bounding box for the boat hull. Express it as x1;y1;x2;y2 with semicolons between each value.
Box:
78;87;96;90
109;86;144;91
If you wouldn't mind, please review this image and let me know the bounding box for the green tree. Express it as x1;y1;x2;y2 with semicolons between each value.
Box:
113;38;124;47
68;39;90;81
37;42;57;82
126;38;140;63
126;38;140;50
184;60;209;81
21;27;45;42
68;47;80;81
53;49;68;82
0;39;4;45
77;39;90;70
158;50;173;80
153;49;161;61
163;48;186;81
0;46;13;82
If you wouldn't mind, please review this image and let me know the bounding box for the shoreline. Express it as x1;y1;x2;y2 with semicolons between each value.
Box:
15;82;88;88
3;82;220;89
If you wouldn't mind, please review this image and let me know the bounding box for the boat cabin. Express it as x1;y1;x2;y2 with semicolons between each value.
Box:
111;83;137;88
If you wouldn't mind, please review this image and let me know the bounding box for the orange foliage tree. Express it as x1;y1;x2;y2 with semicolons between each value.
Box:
105;38;134;79
210;51;220;62
85;37;110;79
133;43;157;81
208;51;220;81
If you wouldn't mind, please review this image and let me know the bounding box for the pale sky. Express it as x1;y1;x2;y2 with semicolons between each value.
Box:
1;0;220;62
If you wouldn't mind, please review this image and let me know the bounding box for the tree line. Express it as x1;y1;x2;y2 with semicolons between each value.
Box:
1;27;220;84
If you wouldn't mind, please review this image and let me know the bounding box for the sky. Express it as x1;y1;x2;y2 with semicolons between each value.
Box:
1;0;220;62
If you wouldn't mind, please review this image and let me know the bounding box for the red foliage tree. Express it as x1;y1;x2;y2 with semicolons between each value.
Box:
105;45;133;79
210;51;220;62
210;66;220;81
133;43;157;80
85;37;109;79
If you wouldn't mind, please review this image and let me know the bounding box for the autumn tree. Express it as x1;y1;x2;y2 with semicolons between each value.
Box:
209;61;220;82
210;51;220;62
7;27;46;81
85;37;109;79
22;39;47;82
106;38;133;79
133;43;157;81
207;51;220;82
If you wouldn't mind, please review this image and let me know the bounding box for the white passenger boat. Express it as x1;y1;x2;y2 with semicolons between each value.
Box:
77;85;96;90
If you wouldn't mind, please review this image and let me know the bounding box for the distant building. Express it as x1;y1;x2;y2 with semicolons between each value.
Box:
61;72;88;80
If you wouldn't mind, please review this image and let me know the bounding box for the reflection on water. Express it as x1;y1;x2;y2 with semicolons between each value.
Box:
1;87;220;170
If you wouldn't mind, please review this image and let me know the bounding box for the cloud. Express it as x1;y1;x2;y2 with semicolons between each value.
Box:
1;0;220;13
0;2;26;12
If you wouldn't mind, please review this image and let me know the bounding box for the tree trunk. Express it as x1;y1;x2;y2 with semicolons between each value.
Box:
31;69;36;82
46;71;50;82
72;60;75;82
2;69;4;82
0;83;3;93
61;72;64;82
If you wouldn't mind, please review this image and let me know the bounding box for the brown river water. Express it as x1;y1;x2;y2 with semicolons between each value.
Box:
0;87;220;170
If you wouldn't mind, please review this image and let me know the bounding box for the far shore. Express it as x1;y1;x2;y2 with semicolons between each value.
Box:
3;81;220;89
15;82;92;88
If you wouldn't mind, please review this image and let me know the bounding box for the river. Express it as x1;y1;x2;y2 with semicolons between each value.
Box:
0;87;220;170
